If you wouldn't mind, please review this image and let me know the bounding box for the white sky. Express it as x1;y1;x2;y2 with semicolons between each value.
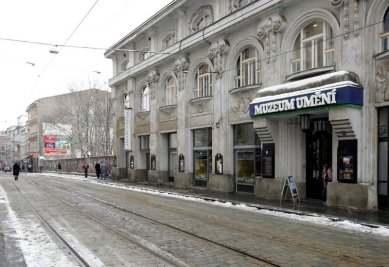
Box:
0;0;172;130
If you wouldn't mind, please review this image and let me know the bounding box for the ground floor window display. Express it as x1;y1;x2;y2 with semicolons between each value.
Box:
193;128;212;187
378;107;389;207
234;123;261;193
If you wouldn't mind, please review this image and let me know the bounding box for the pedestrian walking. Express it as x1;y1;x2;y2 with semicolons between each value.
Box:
321;163;332;201
57;162;62;172
82;161;89;178
100;161;107;180
13;162;20;181
95;161;101;179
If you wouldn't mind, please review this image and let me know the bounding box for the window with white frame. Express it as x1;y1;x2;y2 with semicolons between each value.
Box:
234;47;261;88
141;86;150;112
163;77;176;106
193;65;212;98
381;8;389;51
290;21;334;74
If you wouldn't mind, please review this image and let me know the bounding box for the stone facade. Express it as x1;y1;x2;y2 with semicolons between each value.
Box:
106;0;389;210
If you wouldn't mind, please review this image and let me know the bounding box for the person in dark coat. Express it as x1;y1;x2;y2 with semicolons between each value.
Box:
13;162;20;181
82;161;89;178
95;161;101;179
57;162;62;172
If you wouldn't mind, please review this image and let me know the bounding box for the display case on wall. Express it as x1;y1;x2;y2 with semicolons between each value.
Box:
337;139;357;183
261;143;275;178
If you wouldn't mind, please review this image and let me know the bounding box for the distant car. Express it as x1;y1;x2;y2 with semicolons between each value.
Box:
3;166;11;172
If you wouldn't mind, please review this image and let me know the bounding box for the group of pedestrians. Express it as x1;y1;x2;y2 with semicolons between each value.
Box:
82;160;108;180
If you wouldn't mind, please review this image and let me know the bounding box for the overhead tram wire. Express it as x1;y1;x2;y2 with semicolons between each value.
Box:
0;15;387;78
37;0;101;79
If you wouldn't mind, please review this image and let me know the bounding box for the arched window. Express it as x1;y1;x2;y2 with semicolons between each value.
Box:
234;47;261;88
382;8;389;51
141;86;150;111
290;21;334;73
193;65;212;98
164;77;176;106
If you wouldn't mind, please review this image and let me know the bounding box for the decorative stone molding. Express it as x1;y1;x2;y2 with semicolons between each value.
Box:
189;5;214;34
189;96;212;113
229;0;255;12
375;65;389;103
231;96;252;114
330;0;344;9
146;69;160;100
257;14;286;63
330;0;360;38
159;104;177;115
173;55;190;91
208;39;230;79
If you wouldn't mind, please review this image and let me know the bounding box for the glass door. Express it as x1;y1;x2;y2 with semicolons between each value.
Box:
306;119;332;200
169;151;177;182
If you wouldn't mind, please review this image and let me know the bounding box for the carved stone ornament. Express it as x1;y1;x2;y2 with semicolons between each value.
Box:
229;0;255;13
173;55;190;91
330;0;360;38
146;69;160;100
257;14;286;63
231;96;252;114
375;65;389;103
208;39;230;79
189;5;214;34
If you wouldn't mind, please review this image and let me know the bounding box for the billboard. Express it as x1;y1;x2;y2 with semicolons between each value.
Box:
44;135;70;155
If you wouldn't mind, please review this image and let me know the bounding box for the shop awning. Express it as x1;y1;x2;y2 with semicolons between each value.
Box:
249;71;363;118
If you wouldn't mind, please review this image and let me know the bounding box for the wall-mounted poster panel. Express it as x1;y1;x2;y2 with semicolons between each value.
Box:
261;143;275;178
124;109;132;151
43;135;70;155
337;139;357;183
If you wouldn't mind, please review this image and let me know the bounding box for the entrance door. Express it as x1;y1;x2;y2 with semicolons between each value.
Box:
169;151;177;182
306;119;332;200
378;108;389;207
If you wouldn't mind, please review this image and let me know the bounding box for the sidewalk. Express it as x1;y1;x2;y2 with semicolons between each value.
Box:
133;182;389;227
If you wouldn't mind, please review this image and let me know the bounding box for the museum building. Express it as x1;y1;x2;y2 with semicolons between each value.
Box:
105;0;389;210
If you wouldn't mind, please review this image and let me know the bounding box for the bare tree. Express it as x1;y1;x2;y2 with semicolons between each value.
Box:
44;81;113;158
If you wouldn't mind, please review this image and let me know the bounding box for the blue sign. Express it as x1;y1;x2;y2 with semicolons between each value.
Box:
249;85;363;118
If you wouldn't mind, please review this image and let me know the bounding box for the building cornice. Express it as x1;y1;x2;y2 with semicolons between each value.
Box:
108;0;282;87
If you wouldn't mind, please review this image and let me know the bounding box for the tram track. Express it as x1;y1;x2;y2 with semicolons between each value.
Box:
28;182;282;266
11;180;187;267
11;181;90;267
39;178;373;267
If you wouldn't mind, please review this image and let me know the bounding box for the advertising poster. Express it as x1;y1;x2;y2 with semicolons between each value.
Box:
44;135;70;155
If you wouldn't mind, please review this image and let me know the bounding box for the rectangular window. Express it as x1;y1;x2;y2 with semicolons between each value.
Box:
194;128;212;147
140;135;149;150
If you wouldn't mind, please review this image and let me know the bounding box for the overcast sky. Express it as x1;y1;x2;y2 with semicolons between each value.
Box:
0;0;172;130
